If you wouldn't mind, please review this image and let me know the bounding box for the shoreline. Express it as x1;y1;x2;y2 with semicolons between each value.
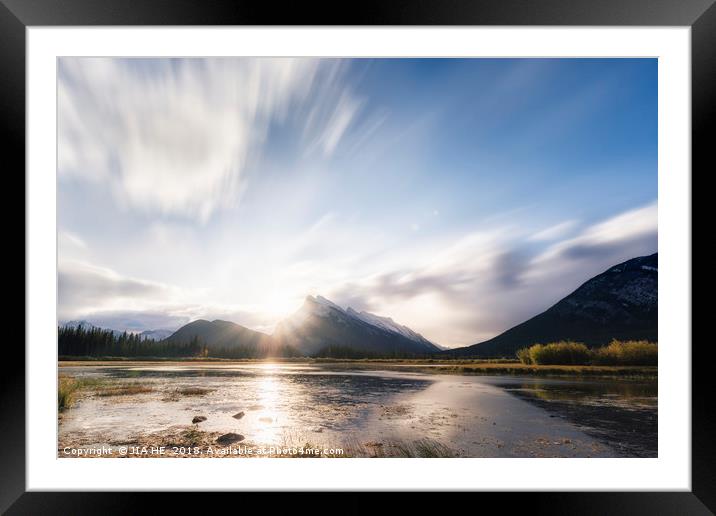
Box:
59;358;657;379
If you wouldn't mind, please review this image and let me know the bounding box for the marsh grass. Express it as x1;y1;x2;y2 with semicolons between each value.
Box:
392;438;456;458
58;376;106;410
334;436;455;458
95;384;155;397
177;387;214;396
182;428;206;446
58;377;79;411
58;375;156;410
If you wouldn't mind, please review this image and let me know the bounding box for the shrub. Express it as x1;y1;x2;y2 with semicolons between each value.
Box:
528;341;591;365
516;340;658;366
515;347;532;364
591;340;657;366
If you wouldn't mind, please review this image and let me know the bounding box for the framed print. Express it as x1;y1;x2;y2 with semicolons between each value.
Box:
4;0;711;512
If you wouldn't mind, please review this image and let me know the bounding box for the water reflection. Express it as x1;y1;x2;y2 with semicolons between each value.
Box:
60;364;434;448
496;377;657;457
499;377;657;408
254;373;281;442
58;364;657;457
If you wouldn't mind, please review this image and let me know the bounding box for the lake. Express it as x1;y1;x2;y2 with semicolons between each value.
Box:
58;363;657;458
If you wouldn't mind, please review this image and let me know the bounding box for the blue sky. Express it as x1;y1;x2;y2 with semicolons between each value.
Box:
58;58;657;347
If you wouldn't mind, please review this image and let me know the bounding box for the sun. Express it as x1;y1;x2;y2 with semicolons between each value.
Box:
260;291;302;319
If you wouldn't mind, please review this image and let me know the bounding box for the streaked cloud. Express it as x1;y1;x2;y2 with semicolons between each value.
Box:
58;261;178;319
529;201;657;273
326;202;657;346
529;220;578;242
58;231;88;256
58;58;362;222
313;93;363;156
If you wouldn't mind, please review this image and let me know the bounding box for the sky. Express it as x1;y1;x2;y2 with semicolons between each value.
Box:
57;57;658;348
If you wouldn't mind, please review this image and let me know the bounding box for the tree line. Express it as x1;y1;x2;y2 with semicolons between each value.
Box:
58;325;302;359
58;326;204;357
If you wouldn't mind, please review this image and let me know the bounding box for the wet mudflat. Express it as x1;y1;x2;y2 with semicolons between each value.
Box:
58;363;656;458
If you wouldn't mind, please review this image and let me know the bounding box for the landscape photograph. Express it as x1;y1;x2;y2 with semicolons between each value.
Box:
57;57;657;458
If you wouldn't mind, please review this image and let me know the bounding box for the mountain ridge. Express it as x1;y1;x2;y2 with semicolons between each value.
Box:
445;253;658;357
163;319;271;352
272;295;441;355
61;320;177;341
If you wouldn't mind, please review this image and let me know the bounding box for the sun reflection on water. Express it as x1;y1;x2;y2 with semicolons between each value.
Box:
252;369;284;444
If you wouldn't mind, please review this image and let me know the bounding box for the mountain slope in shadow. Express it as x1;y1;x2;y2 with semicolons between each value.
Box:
447;253;657;358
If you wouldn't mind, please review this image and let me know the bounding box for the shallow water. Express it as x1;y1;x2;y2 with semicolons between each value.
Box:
58;363;657;458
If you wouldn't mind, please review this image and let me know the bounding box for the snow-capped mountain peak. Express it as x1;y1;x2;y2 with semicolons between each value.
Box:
275;295;441;354
302;295;345;318
310;295;345;311
345;307;429;343
296;296;438;349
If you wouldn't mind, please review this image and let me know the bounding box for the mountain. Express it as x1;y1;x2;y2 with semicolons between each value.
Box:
345;307;434;346
273;295;441;356
447;253;658;358
62;320;100;331
138;329;175;341
163;319;271;352
62;321;176;342
61;320;125;338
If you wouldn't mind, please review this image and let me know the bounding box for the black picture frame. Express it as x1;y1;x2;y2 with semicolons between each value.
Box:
3;0;709;513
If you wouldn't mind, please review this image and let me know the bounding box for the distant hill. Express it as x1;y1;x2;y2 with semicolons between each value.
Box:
62;320;100;331
273;295;441;356
138;329;175;341
62;321;175;342
446;253;658;358
61;320;126;338
163;319;271;352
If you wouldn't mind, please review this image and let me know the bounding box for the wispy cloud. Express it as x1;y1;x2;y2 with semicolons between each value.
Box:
325;202;657;346
57;259;281;334
58;261;179;319
313;93;362;156
529;202;657;272
529;220;578;242
58;231;88;252
58;58;362;222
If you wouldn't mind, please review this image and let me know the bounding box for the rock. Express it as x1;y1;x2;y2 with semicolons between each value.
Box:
216;433;244;445
259;417;273;424
192;416;207;424
232;411;245;420
312;427;323;433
